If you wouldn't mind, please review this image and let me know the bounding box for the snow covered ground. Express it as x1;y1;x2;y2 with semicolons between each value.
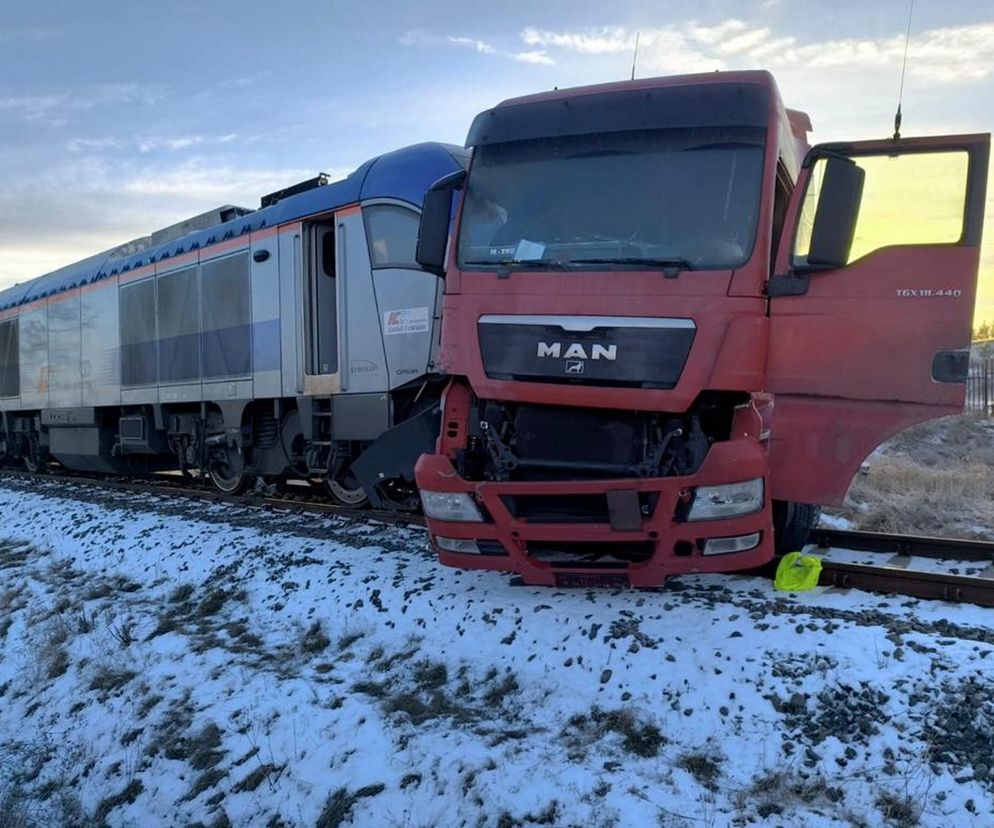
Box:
2;477;994;827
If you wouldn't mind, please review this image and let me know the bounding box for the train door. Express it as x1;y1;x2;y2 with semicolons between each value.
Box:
305;220;338;380
766;133;990;505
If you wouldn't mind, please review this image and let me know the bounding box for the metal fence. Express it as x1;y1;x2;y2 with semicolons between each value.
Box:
968;358;994;416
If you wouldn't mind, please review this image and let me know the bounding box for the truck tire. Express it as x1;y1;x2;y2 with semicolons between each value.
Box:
772;500;821;555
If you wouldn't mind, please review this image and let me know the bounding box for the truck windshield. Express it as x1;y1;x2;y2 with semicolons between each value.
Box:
457;127;766;271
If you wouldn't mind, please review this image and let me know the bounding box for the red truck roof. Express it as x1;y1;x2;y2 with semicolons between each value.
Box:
494;69;779;108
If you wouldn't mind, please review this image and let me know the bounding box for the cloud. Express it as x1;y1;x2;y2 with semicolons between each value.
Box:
134;134;243;154
521;25;723;74
513;50;555;66
521;26;632;55
401;30;554;66
67;138;123;153
517;20;994;87
0;83;162;125
119;159;348;200
0;156;352;288
780;23;994;85
448;36;495;55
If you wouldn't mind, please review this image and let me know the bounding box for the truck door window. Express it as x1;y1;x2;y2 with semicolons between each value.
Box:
363;205;421;269
770;160;792;272
793;151;969;267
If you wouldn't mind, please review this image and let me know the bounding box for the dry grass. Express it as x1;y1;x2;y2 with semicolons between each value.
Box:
676;751;724;791
561;707;666;760
828;415;994;539
734;770;846;822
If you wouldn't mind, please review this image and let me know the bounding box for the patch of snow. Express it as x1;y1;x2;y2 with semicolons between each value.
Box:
0;478;993;827
817;513;853;530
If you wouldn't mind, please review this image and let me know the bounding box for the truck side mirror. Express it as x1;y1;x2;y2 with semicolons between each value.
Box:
416;169;467;276
802;156;865;271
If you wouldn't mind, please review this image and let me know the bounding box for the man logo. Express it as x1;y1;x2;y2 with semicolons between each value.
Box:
565;360;585;374
536;342;617;360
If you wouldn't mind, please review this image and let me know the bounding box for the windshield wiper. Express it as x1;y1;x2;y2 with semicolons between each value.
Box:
462;259;571;270
568;256;696;273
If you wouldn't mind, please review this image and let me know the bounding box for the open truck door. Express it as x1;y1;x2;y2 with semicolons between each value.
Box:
767;133;990;505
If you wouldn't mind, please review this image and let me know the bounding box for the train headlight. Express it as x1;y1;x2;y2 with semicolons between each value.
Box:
420;491;484;522
687;478;764;521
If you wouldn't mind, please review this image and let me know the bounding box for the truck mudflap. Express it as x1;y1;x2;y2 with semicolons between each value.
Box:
415;437;774;588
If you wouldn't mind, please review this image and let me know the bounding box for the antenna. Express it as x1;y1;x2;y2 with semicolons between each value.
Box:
893;0;915;139
630;31;640;81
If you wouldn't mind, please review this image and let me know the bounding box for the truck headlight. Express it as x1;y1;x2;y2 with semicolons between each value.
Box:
687;478;764;521
420;491;484;522
701;532;762;556
434;537;481;554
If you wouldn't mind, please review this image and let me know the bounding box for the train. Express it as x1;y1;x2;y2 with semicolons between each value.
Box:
412;70;990;587
0;142;467;507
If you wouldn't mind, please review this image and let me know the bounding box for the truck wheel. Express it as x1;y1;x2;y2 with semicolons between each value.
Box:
772;500;821;554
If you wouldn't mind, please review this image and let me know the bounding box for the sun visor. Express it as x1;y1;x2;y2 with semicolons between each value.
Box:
465;83;770;148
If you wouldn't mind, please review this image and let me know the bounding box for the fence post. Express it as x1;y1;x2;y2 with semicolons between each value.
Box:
986;358;993;416
983;359;994;417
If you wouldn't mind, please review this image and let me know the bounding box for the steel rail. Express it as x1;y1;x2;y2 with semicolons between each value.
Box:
810;527;994;562
0;469;426;530
817;560;994;608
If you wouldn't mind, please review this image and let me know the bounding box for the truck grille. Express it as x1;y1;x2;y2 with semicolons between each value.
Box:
478;315;695;389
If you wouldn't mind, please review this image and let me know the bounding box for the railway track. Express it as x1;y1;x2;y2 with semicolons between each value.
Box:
0;469;425;531
2;470;993;609
810;527;994;609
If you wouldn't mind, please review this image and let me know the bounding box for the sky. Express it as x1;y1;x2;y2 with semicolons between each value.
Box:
1;0;992;323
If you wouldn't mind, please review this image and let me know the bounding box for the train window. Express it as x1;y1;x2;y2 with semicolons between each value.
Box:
157;267;199;383
0;318;19;398
201;252;251;378
120;279;157;386
363;205;421;268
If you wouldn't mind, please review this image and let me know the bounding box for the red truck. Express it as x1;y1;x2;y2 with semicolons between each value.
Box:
414;70;989;588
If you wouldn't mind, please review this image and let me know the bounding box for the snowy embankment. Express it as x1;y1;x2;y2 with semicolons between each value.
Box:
1;479;994;827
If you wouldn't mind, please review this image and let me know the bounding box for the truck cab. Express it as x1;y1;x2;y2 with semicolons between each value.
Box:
415;70;989;588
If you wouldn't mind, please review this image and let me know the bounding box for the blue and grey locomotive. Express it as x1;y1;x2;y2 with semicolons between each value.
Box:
0;142;468;506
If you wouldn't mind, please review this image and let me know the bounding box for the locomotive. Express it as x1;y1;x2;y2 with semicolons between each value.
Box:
0;143;467;506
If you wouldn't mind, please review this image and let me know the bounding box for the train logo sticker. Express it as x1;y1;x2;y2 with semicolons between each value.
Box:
383;307;430;336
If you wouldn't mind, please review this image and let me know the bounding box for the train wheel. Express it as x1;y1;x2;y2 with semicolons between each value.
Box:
208;459;254;495
323;469;369;508
23;435;42;473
